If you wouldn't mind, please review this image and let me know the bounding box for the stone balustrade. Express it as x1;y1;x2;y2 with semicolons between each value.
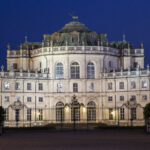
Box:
7;46;144;58
7;46;122;57
0;68;149;79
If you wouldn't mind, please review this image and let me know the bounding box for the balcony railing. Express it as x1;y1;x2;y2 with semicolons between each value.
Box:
0;68;149;79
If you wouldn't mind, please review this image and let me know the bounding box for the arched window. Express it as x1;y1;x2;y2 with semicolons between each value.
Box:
71;62;80;79
56;102;64;122
87;101;96;121
87;62;95;79
56;63;64;79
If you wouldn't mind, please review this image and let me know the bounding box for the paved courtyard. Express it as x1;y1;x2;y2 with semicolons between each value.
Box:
0;129;150;150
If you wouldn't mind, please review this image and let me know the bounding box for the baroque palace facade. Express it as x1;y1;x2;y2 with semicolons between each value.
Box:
0;18;149;127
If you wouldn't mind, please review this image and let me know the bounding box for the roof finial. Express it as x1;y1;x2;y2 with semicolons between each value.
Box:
25;35;28;43
72;16;78;21
7;43;11;50
140;42;144;49
123;33;126;42
69;13;78;21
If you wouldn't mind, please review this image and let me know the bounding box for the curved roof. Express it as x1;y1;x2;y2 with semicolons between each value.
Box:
58;21;92;33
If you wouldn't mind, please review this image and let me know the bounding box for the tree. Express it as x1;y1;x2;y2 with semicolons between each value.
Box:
0;106;4;123
143;103;150;124
0;106;4;135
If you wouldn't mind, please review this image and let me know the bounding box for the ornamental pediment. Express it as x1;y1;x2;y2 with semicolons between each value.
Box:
10;101;27;110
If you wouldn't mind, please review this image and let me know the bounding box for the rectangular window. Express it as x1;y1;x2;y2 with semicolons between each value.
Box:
27;97;32;102
142;80;147;88
131;108;136;120
142;95;147;101
133;62;138;68
15;82;20;90
89;83;94;92
4;96;9;102
73;83;78;93
27;83;31;90
38;83;43;91
119;82;124;89
39;97;43;102
15;96;20;102
38;109;43;121
131;81;136;89
109;108;113;120
131;95;136;101
27;109;32;121
120;108;124;120
57;83;62;93
120;96;124;101
108;82;112;90
4;108;9;121
13;63;17;70
108;96;113;101
4;82;10;90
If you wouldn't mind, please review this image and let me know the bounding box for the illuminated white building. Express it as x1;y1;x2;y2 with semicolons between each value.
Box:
0;18;149;127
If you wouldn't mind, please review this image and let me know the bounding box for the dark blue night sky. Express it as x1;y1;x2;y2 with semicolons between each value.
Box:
0;0;150;68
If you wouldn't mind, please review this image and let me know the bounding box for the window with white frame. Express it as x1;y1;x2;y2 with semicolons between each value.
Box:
142;80;147;88
27;109;32;121
108;96;113;101
142;95;147;101
120;108;124;120
120;96;124;101
15;82;20;90
27;83;31;90
38;83;43;91
38;109;43;121
4;108;9;121
131;108;136;120
39;97;43;102
73;83;78;93
15;96;20;102
56;63;64;79
71;62;80;79
87;101;96;121
89;83;94;92
56;102;64;122
57;83;62;93
4;96;9;102
27;97;32;102
4;82;10;90
131;81;136;89
87;62;95;79
119;82;124;89
108;82;112;90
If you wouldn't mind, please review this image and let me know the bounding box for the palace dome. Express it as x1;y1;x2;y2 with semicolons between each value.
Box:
43;20;108;46
58;21;92;33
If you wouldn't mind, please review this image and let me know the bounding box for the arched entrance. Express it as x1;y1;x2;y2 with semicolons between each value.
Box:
71;95;80;122
87;101;96;121
56;102;64;122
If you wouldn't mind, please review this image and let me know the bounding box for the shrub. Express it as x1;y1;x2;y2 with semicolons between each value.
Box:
143;103;150;122
0;106;4;124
